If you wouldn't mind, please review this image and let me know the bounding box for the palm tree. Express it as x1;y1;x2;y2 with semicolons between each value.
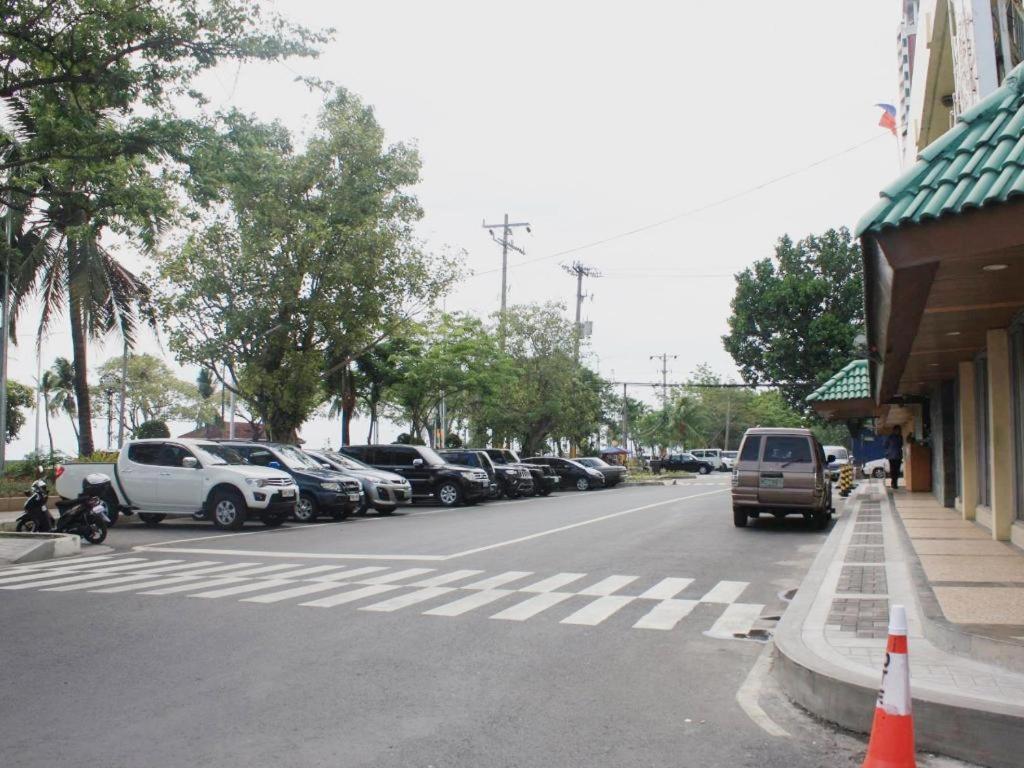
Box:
42;357;78;447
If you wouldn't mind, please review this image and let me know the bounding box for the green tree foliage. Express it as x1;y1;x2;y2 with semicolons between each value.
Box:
93;354;208;432
157;90;458;441
723;228;864;410
134;420;170;439
39;357;78;450
5;380;33;444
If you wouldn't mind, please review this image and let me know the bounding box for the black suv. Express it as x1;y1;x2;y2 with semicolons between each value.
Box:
443;449;533;498
438;450;501;498
340;444;491;507
523;456;606;491
223;441;363;522
483;448;558;497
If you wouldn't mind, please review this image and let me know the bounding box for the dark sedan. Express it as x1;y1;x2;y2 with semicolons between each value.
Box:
576;457;628;487
523;456;606;491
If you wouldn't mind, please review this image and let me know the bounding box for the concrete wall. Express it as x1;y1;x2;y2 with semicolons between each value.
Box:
929;380;958;508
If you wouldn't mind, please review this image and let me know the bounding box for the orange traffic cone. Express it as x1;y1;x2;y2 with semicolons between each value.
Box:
862;605;917;768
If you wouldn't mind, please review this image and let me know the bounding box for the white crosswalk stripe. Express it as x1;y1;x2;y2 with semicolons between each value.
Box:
491;592;574;621
1;557;771;640
632;599;699;630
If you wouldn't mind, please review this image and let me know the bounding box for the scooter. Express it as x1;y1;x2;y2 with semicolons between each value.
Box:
18;475;111;545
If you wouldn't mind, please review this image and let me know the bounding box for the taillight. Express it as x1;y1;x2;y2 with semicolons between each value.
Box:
731;470;739;486
55;465;65;478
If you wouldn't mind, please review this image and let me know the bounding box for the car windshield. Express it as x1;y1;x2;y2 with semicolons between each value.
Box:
417;446;446;466
276;445;324;470
324;452;369;471
724;451;737;459
579;457;609;467
194;443;247;465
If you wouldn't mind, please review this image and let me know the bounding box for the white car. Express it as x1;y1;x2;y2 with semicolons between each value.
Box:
56;439;299;530
823;445;851;481
721;450;738;470
862;457;894;479
689;448;726;471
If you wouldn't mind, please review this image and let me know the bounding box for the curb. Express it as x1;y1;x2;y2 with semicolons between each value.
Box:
773;490;1024;768
0;531;81;563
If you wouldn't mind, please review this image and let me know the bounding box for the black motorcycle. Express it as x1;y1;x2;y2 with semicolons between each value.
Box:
18;475;110;545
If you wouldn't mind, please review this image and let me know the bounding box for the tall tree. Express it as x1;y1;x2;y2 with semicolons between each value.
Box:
723;227;864;410
41;357;78;444
4;380;32;444
93;354;205;432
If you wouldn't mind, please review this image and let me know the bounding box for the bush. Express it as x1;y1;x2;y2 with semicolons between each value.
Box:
135;420;170;438
444;433;463;448
70;451;120;464
6;450;70;479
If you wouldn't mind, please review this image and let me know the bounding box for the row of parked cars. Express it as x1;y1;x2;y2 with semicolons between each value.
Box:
54;439;630;530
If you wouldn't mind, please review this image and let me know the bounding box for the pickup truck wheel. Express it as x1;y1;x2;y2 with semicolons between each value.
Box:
294;493;319;523
698;465;711;475
139;513;165;526
437;482;461;507
733;507;749;527
575;477;590;492
211;491;247;530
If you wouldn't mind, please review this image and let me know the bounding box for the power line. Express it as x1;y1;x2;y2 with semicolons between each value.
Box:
466;133;886;280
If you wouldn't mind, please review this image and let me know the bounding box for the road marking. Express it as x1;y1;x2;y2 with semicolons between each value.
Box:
216;564;300;578
311;566;388;580
134;521;336;549
2;555;123;574
424;589;513;616
242;581;348;604
141;576;246;595
360;586;455;612
1;569;146;590
578;575;638;596
700;580;749;604
639;577;694;600
301;584;402;607
705;603;765;639
409;569;484;587
561;595;635;625
42;572;175;592
736;640;789;736
92;574;209;593
265;565;350;579
0;568;87;586
132;547;448;562
632;599;699;630
359;567;435;584
463;571;533;589
113;560;220;576
491;592;574;621
444;489;728;559
520;573;586;593
191;579;293;599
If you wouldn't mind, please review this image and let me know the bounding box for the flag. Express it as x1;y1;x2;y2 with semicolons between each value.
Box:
876;103;897;136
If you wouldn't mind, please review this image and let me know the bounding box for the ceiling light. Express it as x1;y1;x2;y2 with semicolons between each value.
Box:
982;263;1008;271
929;363;940;367
945;331;961;336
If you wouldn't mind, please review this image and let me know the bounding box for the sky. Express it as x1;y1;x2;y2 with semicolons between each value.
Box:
8;0;903;458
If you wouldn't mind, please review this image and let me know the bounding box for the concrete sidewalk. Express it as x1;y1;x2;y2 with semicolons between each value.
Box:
774;480;1024;768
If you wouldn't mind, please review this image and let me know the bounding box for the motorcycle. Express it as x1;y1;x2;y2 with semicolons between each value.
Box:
17;474;111;545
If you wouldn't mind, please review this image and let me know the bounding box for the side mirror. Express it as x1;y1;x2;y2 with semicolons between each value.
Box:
826;455;836;464
268;461;282;469
182;457;199;469
412;458;424;467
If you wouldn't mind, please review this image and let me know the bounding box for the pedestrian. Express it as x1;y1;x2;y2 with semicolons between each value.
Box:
884;426;904;490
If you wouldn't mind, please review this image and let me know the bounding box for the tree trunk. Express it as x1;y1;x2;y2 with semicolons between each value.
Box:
340;368;356;446
44;397;53;455
68;291;94;456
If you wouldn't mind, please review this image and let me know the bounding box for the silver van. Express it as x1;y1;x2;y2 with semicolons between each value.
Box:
730;428;834;529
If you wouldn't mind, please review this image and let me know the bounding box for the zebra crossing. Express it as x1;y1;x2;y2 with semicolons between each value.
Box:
0;554;771;637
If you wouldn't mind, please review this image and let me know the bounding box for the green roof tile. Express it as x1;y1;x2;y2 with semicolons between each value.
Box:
805;359;871;403
857;62;1024;236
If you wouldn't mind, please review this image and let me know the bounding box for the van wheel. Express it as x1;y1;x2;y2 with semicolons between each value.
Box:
139;513;165;526
698;465;711;475
814;512;830;530
733;507;748;528
211;491;247;530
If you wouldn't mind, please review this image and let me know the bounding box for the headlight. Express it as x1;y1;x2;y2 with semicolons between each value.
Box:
460;471;477;480
244;478;269;488
320;482;341;491
503;468;517;475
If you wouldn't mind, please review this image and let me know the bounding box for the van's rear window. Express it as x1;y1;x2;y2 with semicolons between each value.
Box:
763;436;812;463
739;436;761;462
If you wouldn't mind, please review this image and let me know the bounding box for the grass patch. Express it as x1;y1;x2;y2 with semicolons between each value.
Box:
627;471;696;481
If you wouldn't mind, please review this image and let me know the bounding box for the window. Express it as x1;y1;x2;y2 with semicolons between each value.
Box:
739;436;761;462
155;444;196;468
976;354;991;507
128;443;163;465
386;448;416;467
244;448;277;468
763;436;812;464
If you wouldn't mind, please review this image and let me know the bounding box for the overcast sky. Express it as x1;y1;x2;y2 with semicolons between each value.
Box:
9;0;903;457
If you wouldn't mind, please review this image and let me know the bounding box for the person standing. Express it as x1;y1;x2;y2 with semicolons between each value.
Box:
884;426;904;490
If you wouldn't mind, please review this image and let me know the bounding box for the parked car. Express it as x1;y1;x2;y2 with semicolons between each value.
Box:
339;444;491;507
730;427;834;529
862;457;900;479
660;453;714;474
575;457;628;487
55;439;298;530
305;449;412;515
523;456;606;491
482;448;558;496
440;449;532;498
689;448;727;471
721;450;738;470
823;445;852;481
222;441;362;522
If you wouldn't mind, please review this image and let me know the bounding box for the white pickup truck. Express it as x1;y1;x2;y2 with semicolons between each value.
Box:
56;438;299;530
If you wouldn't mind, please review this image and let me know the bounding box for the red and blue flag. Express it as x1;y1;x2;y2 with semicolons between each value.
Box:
876;103;897;136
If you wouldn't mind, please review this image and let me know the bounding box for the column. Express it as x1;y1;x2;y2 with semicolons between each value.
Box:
987;329;1014;541
958;360;977;521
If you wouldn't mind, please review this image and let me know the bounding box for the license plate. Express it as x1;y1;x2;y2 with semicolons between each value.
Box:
280;488;295;498
759;476;784;489
348;493;360;502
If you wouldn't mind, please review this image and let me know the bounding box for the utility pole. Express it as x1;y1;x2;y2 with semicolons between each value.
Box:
33;341;41;455
482;214;531;346
649;353;678;401
724;389;733;450
0;211;11;473
117;340;128;448
562;260;602;363
621;382;629;457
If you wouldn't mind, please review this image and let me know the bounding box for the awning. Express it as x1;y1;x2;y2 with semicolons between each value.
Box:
805;359;877;420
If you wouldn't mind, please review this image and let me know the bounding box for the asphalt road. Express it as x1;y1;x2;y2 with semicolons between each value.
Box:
0;476;908;768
